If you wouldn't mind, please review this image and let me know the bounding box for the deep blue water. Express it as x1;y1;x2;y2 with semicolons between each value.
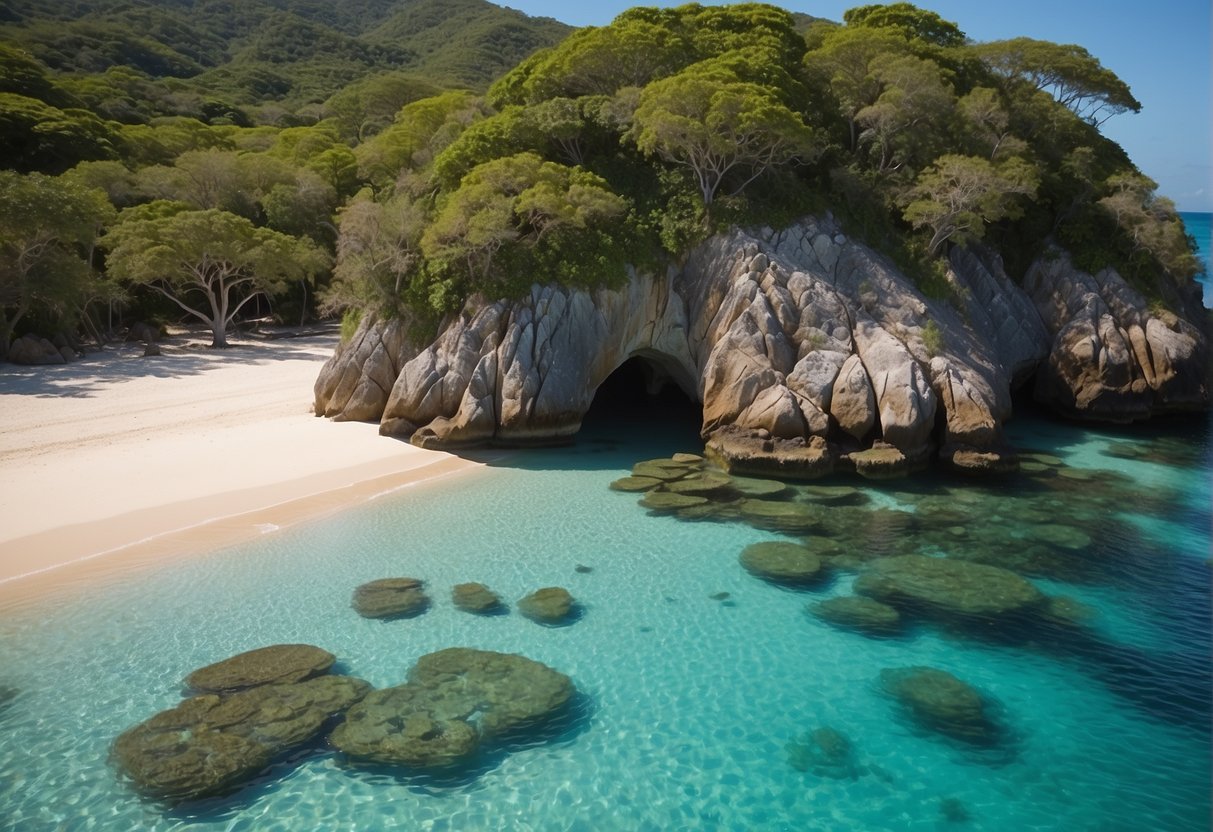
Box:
0;410;1209;831
1179;210;1211;306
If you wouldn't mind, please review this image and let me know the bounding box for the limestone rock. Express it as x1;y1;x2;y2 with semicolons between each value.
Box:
854;555;1045;619
452;582;503;614
113;675;369;801
879;666;999;744
352;578;430;619
184;645;335;693
739;541;823;585
331;648;573;770
518;587;576;624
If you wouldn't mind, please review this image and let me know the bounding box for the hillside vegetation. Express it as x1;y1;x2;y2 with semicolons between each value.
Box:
0;2;1201;356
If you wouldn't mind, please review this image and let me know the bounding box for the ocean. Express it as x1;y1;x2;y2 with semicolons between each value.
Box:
1180;211;1212;307
0;402;1209;831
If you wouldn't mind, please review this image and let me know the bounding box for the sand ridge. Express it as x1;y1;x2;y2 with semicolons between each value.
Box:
0;331;486;602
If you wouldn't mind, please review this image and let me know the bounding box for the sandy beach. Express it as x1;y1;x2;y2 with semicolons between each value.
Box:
0;330;483;603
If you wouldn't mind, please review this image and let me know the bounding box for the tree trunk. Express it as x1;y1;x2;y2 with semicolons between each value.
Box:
210;320;229;348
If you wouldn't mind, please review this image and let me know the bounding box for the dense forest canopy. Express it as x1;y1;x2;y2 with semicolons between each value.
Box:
0;1;1201;354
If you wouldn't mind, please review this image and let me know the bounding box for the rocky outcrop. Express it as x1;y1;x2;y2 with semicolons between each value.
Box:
314;216;1208;472
184;644;335;694
1025;252;1209;420
314;315;420;422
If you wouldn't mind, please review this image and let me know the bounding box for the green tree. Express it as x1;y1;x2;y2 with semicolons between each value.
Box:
629;64;819;216
355;91;486;190
842;3;967;48
803;26;910;151
0;171;114;354
104;206;327;347
421;152;626;305
322;72;442;142
902;154;1038;254
855;53;954;173
1098;172;1201;279
324;192;428;316
975;38;1141;125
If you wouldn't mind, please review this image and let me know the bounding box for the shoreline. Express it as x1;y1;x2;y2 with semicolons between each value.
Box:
0;451;491;612
0;331;491;610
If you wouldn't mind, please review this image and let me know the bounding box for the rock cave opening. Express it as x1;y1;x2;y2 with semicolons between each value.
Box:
579;355;702;445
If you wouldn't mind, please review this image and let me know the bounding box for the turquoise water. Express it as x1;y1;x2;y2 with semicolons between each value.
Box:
1180;210;1211;306
0;409;1209;831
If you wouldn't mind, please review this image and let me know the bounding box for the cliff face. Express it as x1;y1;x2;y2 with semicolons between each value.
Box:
314;216;1209;476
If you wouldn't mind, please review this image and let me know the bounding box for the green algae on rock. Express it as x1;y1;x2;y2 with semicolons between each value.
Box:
879;666;1000;745
609;475;664;492
785;726;863;779
185;644;336;694
452;582;504;614
352;577;431;619
114;674;370;801
739;541;823;586
810;596;901;636
330;648;573;771
854;555;1046;619
639;491;710;513
518;586;576;624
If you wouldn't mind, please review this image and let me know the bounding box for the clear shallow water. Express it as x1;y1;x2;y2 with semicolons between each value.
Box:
1180;210;1211;307
0;411;1209;831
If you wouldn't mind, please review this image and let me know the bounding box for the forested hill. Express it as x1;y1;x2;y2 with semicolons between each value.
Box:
0;0;570;114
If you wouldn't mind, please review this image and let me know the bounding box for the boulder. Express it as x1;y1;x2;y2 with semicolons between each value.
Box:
810;596;901;635
452;582;503;614
7;334;65;365
113;674;369;801
739;541;823;585
352;578;430;619
184;644;335;693
331;648;573;770
854;555;1046;619
518;587;576;624
879;666;999;744
1025;253;1209;420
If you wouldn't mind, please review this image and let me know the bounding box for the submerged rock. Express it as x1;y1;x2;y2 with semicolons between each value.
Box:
854;555;1045;620
739;541;823;585
609;475;663;492
880;666;999;745
352;578;430;619
518;587;576;624
738;499;821;533
849;444;909;479
330;648;573;771
113;674;369;801
664;471;733;497
639;491;709;513
184;644;335;694
810;596;901;636
785;726;863;779
452;583;503;614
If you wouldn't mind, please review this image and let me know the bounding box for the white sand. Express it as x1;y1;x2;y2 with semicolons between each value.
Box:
0;332;482;598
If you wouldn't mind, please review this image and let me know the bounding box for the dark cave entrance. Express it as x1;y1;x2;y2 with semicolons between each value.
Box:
579;354;702;445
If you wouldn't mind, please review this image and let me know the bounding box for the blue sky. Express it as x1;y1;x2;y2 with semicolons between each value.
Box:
502;1;1213;212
